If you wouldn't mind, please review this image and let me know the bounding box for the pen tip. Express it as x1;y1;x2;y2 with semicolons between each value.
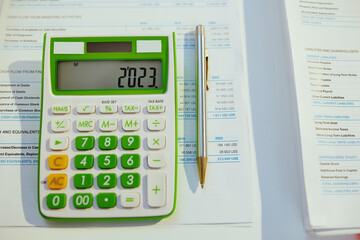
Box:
201;183;204;189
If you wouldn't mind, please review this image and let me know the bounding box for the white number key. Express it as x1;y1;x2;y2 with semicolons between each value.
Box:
121;193;140;208
147;135;166;150
122;118;141;131
51;119;70;133
147;172;166;207
147;117;166;131
50;136;69;151
99;118;117;132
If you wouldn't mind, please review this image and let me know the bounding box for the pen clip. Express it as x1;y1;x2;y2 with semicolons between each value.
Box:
205;48;209;91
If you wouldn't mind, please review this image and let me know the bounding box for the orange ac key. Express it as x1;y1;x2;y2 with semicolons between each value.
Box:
47;174;67;190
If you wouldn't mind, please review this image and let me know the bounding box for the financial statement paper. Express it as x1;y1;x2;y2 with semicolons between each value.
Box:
285;0;360;233
0;0;257;226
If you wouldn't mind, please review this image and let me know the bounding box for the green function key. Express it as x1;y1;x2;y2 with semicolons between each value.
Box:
98;136;117;150
121;135;140;150
98;154;117;169
97;173;117;189
74;174;93;189
121;173;140;188
73;193;93;209
75;136;95;150
121;154;140;169
74;155;94;169
97;193;117;209
47;193;66;209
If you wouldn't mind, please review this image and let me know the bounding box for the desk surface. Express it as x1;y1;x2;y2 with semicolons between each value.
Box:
0;0;358;239
0;0;261;239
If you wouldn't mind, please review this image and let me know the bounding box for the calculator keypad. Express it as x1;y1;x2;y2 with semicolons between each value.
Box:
97;173;117;189
121;173;141;188
121;193;140;208
52;105;71;115
73;193;93;209
147;153;166;169
75;136;95;150
74;154;94;169
48;155;68;170
147;117;166;131
121;135;140;150
147;104;165;113
147;135;166;150
50;136;69;151
99;118;117;132
122;118;141;131
97;193;117;208
76;119;95;132
98;154;117;169
77;105;95;114
51;119;70;133
44;103;171;213
47;174;68;190
74;174;93;189
147;172;166;207
121;154;140;169
122;104;140;114
47;193;67;209
99;104;117;114
98;136;117;150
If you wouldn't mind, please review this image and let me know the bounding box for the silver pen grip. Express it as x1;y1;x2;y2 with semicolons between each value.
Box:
196;25;207;158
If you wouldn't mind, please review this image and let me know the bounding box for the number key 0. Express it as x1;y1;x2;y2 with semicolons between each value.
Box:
47;193;66;209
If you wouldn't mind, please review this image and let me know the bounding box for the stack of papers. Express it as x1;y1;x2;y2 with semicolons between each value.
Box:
285;0;360;235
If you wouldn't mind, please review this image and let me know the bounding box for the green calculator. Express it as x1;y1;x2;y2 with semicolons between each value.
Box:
38;34;177;220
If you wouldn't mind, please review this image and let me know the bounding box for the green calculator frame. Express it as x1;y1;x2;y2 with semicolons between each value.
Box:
38;33;177;220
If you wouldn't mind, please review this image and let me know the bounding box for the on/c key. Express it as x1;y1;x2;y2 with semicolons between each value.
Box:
147;172;166;207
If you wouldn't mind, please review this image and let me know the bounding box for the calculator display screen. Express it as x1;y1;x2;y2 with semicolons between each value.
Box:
57;60;162;90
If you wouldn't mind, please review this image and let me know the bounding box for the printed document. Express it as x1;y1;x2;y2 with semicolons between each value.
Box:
285;0;360;232
0;0;257;226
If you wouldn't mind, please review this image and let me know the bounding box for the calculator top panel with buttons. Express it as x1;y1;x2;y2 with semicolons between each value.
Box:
38;34;177;220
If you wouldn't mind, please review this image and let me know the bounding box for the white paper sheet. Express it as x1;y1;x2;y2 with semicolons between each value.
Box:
285;0;360;231
0;0;256;226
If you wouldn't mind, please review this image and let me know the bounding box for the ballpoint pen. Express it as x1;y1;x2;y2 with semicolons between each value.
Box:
195;25;209;189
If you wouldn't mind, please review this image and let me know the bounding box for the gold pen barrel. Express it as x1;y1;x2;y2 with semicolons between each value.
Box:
197;156;208;188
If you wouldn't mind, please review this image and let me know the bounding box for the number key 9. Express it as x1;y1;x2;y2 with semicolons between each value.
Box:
121;135;140;150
